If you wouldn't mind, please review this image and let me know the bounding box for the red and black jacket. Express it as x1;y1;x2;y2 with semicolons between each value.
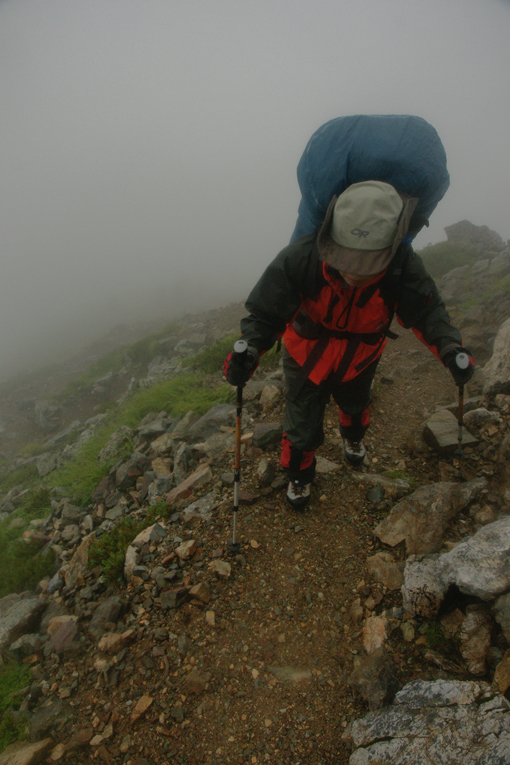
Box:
239;233;462;391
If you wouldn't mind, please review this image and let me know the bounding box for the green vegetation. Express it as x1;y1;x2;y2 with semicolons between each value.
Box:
49;374;233;505
452;273;510;318
19;442;47;458
0;488;55;598
184;333;239;374
0;465;39;495
383;469;419;491
416;241;479;279
424;620;459;655
59;320;180;399
0;662;30;753
88;501;166;583
183;333;281;375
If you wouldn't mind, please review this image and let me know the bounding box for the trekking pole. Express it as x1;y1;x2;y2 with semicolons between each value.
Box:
454;353;469;458
227;339;247;555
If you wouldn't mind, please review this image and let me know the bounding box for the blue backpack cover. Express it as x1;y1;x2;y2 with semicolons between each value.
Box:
290;114;449;242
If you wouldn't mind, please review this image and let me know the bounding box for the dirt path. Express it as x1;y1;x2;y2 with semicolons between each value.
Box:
41;325;471;765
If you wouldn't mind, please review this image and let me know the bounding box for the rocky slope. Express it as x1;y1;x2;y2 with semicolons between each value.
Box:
1;228;510;765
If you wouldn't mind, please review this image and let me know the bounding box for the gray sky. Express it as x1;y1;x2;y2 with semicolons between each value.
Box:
1;0;509;380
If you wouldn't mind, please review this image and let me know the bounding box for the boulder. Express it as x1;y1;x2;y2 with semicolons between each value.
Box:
186;404;236;442
0;739;52;765
402;516;510;617
348;649;399;712
346;679;510;765
423;409;477;454
115;452;151;490
64;533;96;587
252;422;283;448
0;592;46;652
374;479;485;556
483;316;510;395
166;463;213;506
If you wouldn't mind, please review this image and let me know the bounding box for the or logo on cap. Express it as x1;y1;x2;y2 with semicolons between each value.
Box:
351;228;370;238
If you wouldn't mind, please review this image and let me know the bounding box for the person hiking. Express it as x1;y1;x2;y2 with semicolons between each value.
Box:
224;180;475;509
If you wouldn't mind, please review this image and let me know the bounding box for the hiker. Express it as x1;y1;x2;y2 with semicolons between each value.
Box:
224;179;475;508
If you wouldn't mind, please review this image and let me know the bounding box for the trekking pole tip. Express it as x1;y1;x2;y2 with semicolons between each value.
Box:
227;540;241;555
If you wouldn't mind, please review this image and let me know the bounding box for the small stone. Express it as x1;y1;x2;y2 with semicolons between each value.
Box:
184;669;211;694
208;560;231;578
188;583;211;604
205;611;215;626
366;552;404;591
363;615;387;653
130;695;153;723
175;539;198;559
98;629;136;653
493;649;510;693
50;743;66;761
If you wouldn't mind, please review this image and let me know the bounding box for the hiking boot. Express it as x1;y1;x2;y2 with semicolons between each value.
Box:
344;438;366;466
286;479;311;509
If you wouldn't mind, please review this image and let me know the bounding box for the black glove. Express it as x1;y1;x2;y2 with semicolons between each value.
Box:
223;344;259;386
444;347;475;386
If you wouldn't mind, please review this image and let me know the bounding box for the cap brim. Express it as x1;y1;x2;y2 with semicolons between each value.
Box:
317;191;419;276
320;242;393;276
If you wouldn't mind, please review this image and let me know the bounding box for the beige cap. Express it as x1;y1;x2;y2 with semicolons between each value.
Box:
317;181;418;276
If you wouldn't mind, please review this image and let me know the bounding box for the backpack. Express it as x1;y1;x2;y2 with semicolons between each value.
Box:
290;114;449;243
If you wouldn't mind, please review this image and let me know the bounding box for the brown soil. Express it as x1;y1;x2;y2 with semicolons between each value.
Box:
32;324;499;765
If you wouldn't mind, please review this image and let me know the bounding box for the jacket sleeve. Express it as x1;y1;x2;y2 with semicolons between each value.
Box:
395;248;463;360
240;234;319;353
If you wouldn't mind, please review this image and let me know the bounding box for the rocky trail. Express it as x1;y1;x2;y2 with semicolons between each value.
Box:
2;240;510;764
0;316;509;765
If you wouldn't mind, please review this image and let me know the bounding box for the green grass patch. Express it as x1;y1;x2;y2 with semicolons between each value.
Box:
184;333;239;374
382;470;419;491
48;374;233;505
452;274;510;318
424;620;460;656
0;664;32;752
416;241;479;279
88;501;167;583
19;442;46;458
58;321;181;400
0;662;30;753
0;465;39;495
184;333;281;376
0;711;27;753
0;488;55;598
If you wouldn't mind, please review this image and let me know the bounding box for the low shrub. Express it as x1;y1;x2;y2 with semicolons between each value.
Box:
0;662;30;753
184;334;281;376
88;501;167;583
0;465;39;495
0;488;54;597
49;374;232;505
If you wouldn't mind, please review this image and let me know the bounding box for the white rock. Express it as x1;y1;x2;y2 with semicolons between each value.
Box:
483;316;510;395
403;516;510;617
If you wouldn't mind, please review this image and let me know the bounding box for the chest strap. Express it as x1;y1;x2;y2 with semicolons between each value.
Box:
286;312;396;402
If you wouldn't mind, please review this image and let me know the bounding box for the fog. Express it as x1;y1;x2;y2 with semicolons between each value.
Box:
1;0;509;381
